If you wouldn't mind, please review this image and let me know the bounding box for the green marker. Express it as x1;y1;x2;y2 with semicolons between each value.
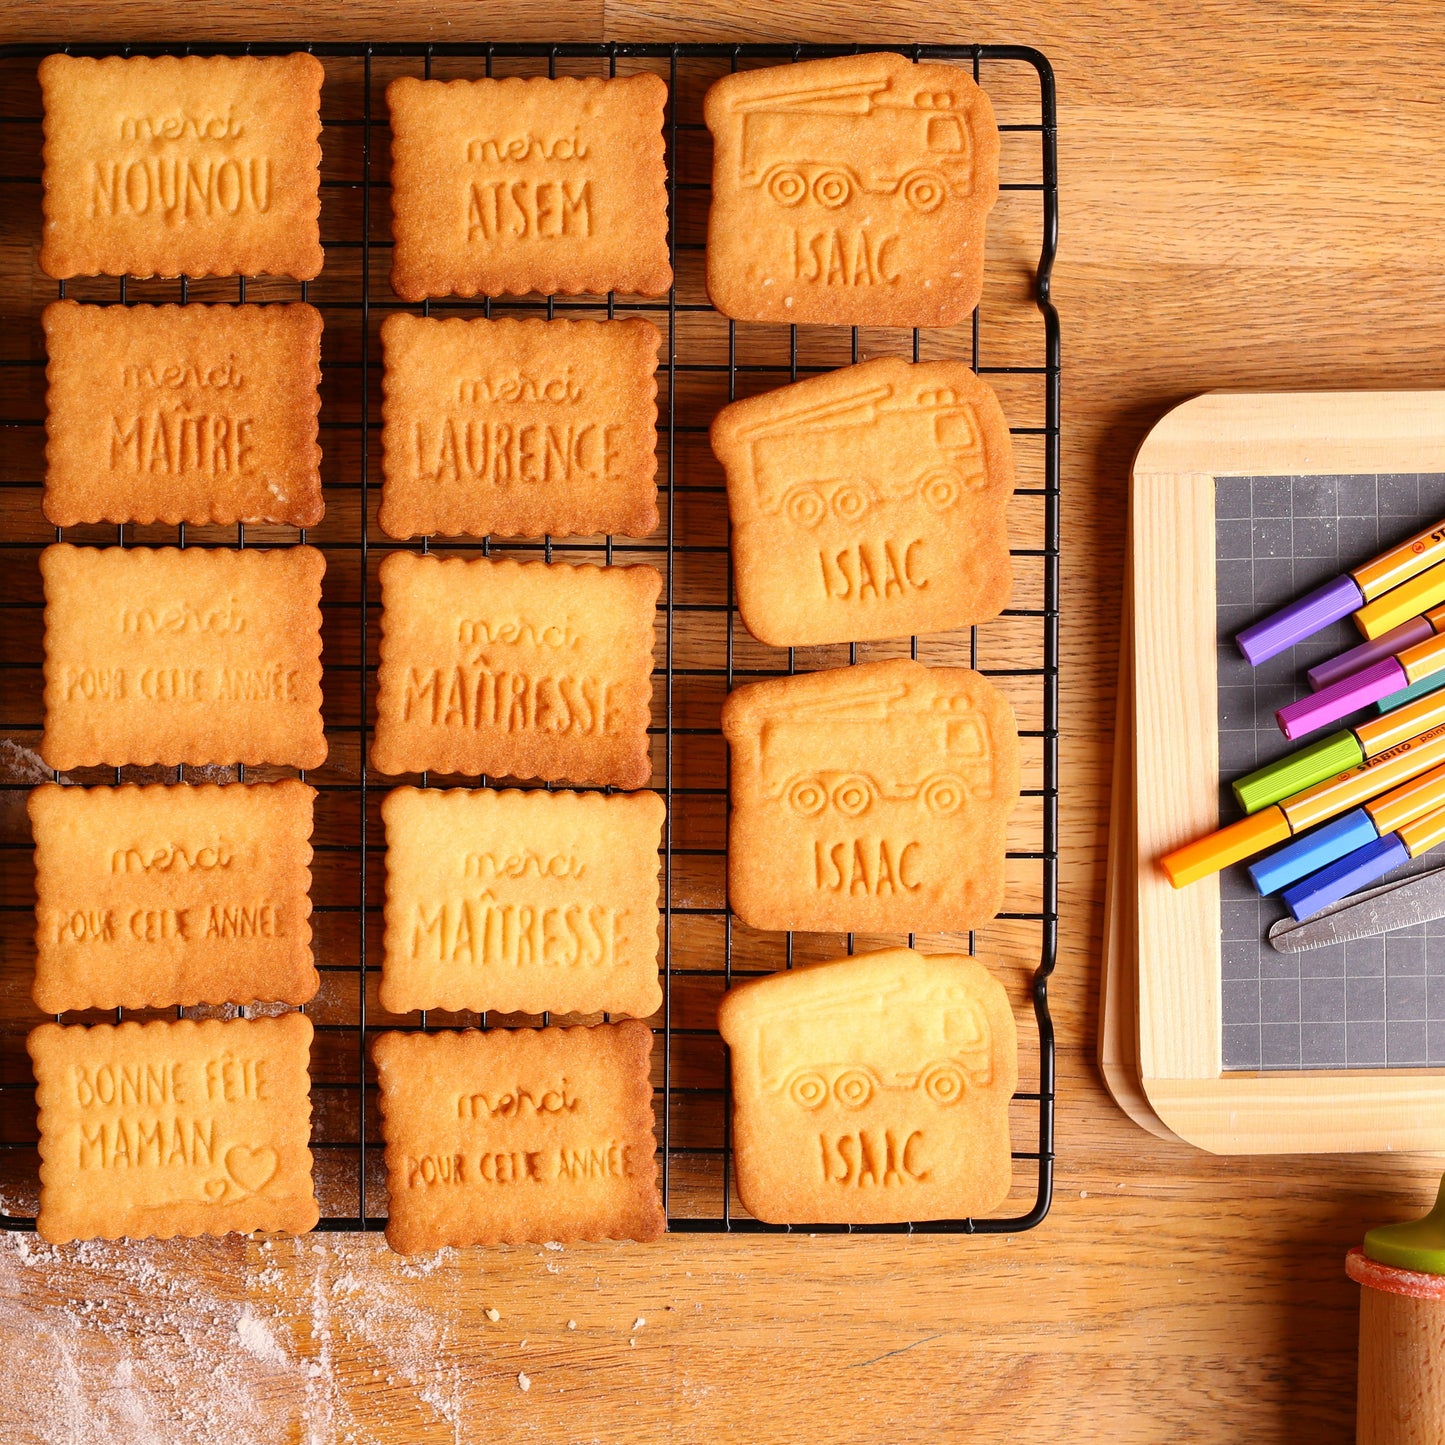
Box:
1233;683;1445;814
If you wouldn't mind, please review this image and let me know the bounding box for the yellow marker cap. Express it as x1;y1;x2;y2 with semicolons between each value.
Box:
1355;687;1445;756
1160;807;1290;888
1363;760;1445;835
1400;630;1445;685
1354;518;1445;600
1282;725;1445;830
1356;559;1445;641
1400;803;1445;857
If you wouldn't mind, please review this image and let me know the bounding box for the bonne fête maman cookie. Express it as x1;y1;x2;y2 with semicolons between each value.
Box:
712;356;1015;646
704;52;998;328
718;947;1017;1224
721;659;1021;934
39;52;325;280
44;300;324;528
29;1012;318;1243
387;73;672;301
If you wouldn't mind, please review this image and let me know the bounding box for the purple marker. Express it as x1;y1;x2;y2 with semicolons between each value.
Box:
1237;575;1364;667
1307;606;1445;691
1235;515;1445;666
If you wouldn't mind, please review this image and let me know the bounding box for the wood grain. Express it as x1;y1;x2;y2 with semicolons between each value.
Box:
5;3;1445;1441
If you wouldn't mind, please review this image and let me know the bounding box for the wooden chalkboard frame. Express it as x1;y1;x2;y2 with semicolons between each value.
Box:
1128;391;1445;1153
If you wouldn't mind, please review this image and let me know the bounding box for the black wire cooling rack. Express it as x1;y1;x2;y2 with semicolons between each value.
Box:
0;41;1059;1234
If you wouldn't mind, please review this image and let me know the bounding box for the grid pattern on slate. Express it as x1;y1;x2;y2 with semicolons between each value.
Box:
1216;472;1445;1072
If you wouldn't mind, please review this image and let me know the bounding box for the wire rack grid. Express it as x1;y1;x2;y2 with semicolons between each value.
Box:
0;40;1059;1234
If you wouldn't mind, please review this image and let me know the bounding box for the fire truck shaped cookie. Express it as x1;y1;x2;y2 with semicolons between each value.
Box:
721;659;1021;936
704;52;1000;328
718;948;1018;1224
712;357;1015;648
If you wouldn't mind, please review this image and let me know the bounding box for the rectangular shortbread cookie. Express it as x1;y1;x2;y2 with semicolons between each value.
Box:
387;73;672;301
704;53;998;327
373;1021;664;1251
721;659;1020;933
44;300;324;528
29;1012;319;1243
712;357;1015;646
39;53;325;280
372;553;659;787
30;780;317;1014
717;948;1017;1224
379;314;660;540
381;786;664;1018
40;543;327;771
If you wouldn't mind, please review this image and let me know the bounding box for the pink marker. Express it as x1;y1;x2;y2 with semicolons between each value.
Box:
1280;632;1445;740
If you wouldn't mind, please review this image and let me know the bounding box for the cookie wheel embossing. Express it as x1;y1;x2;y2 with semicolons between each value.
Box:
902;169;949;214
921;1063;967;1106
831;483;870;522
784;487;829;528
832;1069;874;1109
919;469;963;512
788;1071;830;1110
767;168;808;207
811;169;853;208
921;773;968;816
786;775;830;817
830;775;876;818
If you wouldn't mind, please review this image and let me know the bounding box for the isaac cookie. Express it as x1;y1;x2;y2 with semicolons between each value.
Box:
30;779;317;1014
44;300;324;528
381;786;664;1018
371;553;659;787
40;543;327;771
387;73;672;301
373;1020;665;1252
721;659;1020;934
704;52;999;327
29;1012;319;1243
39;52;325;280
717;947;1017;1223
712;357;1014;645
379;314;660;539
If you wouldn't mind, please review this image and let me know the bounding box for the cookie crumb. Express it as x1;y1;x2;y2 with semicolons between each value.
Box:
633;1317;646;1330
518;1372;531;1393
485;1308;500;1322
567;1320;576;1330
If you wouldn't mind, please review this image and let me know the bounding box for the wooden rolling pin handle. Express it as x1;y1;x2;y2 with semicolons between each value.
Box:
1348;1247;1445;1444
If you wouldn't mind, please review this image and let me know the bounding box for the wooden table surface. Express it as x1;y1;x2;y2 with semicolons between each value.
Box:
4;2;1445;1440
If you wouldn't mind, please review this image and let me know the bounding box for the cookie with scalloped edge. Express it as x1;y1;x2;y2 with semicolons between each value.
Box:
44;300;323;527
374;1021;664;1252
39;543;327;771
30;779;317;1013
387;73;672;300
39;52;324;280
29;1013;318;1243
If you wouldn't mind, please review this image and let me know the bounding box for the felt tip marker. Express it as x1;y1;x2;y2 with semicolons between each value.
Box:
1248;760;1445;895
1282;802;1445;922
1356;558;1445;641
1161;722;1445;887
1307;604;1445;691
1276;631;1445;741
1236;517;1445;665
1235;684;1445;814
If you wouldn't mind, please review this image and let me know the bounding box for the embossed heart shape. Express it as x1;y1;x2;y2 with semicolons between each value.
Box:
225;1145;279;1195
203;1178;228;1202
